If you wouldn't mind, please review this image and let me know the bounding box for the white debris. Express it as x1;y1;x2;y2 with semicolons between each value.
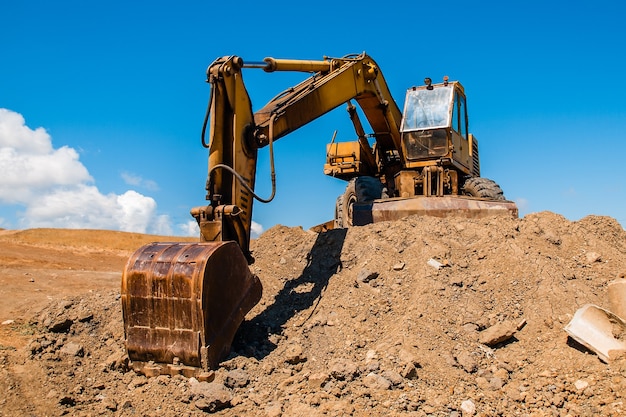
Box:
427;258;444;270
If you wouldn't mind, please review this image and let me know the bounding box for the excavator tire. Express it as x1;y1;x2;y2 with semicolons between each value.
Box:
335;195;345;228
338;177;385;227
462;177;506;201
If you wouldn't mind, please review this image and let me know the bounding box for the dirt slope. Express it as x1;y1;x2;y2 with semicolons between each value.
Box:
0;213;625;416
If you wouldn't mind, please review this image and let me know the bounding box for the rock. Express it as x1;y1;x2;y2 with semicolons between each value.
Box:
365;360;380;373
585;251;602;263
307;372;329;388
365;349;378;362
101;351;128;371
326;311;339;326
455;351;477;373
401;363;418;379
357;269;379;283
381;370;404;387
329;358;359;381
1;320;14;325
102;397;117;411
191;382;232;412
478;321;517;346
264;402;283;417
128;376;147;389
460;399;476;415
224;369;249;388
363;372;392;390
489;376;504;390
59;342;84;357
47;317;73;333
392;262;405;271
284;344;306;364
59;396;76;407
574;379;589;390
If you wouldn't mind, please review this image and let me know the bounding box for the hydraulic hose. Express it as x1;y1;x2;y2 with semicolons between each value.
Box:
205;112;277;204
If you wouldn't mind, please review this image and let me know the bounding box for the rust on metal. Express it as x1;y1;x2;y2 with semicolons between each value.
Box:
121;241;262;377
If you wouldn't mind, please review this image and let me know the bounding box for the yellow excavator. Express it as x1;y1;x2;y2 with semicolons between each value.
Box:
121;53;518;377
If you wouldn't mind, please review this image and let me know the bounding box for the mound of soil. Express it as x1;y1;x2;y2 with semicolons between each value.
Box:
0;212;625;416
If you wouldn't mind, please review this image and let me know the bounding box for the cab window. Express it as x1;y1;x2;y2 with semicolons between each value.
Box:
452;91;468;140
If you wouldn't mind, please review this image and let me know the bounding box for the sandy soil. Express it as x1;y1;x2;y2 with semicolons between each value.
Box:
0;213;625;416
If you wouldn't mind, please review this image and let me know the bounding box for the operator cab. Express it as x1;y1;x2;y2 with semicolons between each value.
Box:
400;78;469;164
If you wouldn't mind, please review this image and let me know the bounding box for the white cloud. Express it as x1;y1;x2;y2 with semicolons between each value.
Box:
0;108;168;234
0;109;92;204
251;220;263;239
514;197;529;214
121;171;159;191
175;219;262;239
179;220;200;237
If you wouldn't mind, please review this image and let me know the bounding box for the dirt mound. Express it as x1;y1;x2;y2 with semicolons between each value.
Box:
1;213;625;416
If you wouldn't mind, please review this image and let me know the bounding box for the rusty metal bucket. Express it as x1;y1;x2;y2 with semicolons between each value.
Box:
121;241;262;377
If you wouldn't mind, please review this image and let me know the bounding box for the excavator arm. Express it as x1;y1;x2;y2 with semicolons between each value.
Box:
196;53;404;261
192;55;258;263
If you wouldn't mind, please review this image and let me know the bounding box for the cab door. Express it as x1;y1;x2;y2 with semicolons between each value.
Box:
450;87;471;173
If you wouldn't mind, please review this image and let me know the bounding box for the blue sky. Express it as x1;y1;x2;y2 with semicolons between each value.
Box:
1;1;625;237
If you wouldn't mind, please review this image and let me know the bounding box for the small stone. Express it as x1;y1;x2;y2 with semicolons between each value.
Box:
585;252;601;263
284;344;306;364
330;358;359;381
1;320;14;325
393;262;405;271
357;269;379;283
308;372;329;388
128;376;147;389
574;379;589;390
460;399;476;415
365;349;378;362
192;382;232;412
102;397;117;411
264;402;283;417
401;363;418;379
363;372;392;390
455;351;477;373
381;370;404;387
489;377;504;390
60;342;84;357
48;317;73;333
224;369;249;388
102;351;128;371
478;321;517;346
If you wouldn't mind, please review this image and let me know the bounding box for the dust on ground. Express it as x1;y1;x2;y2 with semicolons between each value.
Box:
0;212;625;416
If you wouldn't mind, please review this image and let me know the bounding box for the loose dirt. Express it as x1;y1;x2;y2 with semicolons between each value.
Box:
0;212;625;416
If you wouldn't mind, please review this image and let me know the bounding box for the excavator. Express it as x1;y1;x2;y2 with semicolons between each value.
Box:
121;53;518;378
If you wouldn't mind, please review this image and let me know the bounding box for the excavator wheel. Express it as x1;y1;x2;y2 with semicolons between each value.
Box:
338;177;385;227
334;195;345;228
462;177;506;201
121;241;262;377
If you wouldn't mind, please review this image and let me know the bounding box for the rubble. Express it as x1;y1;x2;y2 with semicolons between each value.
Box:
0;212;625;415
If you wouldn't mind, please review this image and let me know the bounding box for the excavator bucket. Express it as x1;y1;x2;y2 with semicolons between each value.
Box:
121;241;262;377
